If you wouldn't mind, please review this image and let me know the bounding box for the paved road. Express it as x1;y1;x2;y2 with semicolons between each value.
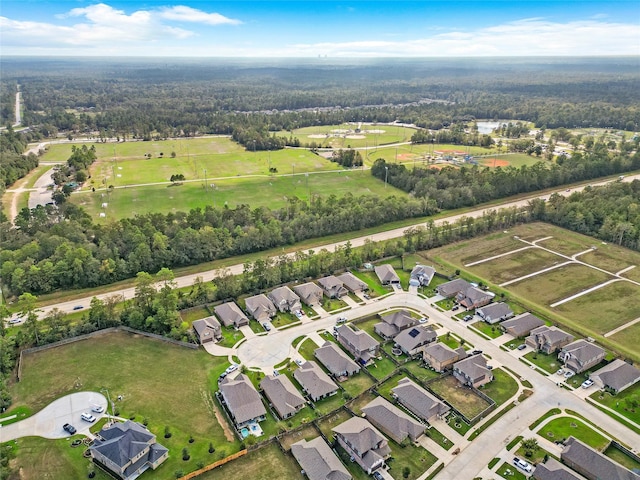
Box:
0;391;107;442
34;174;640;319
14;87;21;127
28;166;57;210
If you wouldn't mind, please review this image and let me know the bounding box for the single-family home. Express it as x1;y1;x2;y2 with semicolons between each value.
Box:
501;313;545;338
452;355;493;388
293;282;324;307
332;417;391;475
558;340;606;374
410;265;436;286
260;374;306;420
423;342;467;372
590;359;640;394
525;326;574;354
393;326;437;357
214;302;249;329
561;436;640;480
436;278;472;298
317;275;348;298
218;374;267;428
293;361;339;402
268;286;302;313
192;316;222;344
244;294;276;323
336;324;380;365
362;396;425;444
374;310;417;339
290;437;352;480
374;264;400;285
391;377;450;424
476;302;514;324
337;272;368;293
89;420;168;480
314;341;361;378
456;286;494;310
532;457;586;480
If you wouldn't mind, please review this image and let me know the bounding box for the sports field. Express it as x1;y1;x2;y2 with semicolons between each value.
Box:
291;123;416;149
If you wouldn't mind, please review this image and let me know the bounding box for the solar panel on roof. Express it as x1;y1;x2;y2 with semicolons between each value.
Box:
409;329;420;338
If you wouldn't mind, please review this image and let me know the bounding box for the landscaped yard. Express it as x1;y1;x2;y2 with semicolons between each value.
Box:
427;376;492;421
278;425;321;451
478;368;519;406
523;351;562;374
590;383;640;426
403;361;442;383
366;357;398;381
425;426;453;450
495;461;527;480
538;416;609;450
604;444;640;471
218;326;245;348
321;296;349;312
387;441;438;480
470;321;503;339
272;311;300;328
179;306;210;323
351;270;390;297
298;337;322;360
340;372;375;399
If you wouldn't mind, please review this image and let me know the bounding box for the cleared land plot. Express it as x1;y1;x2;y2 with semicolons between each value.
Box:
554;281;640;334
468;248;563;285
534;235;595;257
427;376;492;420
538;416;609;450
509;263;611;306
434;231;524;266
292;123;416;150
580;248;640;280
609;322;640;359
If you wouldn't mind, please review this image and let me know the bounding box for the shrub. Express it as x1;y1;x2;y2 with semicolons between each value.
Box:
182;447;190;461
208;442;215;454
164;426;172;439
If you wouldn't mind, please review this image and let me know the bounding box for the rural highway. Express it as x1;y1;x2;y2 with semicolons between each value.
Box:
32;173;640;319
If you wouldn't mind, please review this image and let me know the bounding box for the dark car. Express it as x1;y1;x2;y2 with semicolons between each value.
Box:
452;305;460;311
63;423;76;435
72;305;84;311
471;350;483;355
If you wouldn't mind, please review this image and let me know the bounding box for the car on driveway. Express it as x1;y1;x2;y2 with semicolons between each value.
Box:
451;305;460;311
63;423;77;435
556;368;565;376
81;412;96;422
225;364;239;374
373;471;385;480
419;317;428;324
463;315;473;322
517;344;527;351
363;294;371;300
564;370;575;378
513;457;532;473
262;322;271;332
581;379;594;389
92;404;104;413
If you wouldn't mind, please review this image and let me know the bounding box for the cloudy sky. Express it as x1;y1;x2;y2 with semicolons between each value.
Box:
1;0;639;57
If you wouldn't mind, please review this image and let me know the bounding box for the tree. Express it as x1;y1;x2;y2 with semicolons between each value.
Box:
521;438;539;458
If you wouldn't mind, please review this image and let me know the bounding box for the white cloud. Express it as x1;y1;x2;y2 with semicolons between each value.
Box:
159;6;241;25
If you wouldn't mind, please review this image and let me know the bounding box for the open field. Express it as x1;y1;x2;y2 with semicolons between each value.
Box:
538;416;609;450
428;376;492;420
468;248;562;285
609;322;640;359
291;123;416;149
438;231;526;266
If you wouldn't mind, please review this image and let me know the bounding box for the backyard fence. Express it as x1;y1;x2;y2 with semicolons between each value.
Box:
177;449;248;480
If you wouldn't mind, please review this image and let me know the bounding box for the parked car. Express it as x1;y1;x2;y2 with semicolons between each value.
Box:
556;368;565;376
419;317;428;324
463;315;473;322
513;457;532;473
295;359;303;366
273;370;280;377
471;350;483;355
92;405;104;413
373;471;385;480
8;317;22;325
337;316;347;324
564;370;575;378
262;322;271;331
581;379;594;389
363;294;371;300
517;344;527;351
225;364;239;374
63;423;77;435
452;306;460;311
81;412;96;423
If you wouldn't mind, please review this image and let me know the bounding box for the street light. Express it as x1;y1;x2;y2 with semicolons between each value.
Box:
100;388;114;424
384;166;389;188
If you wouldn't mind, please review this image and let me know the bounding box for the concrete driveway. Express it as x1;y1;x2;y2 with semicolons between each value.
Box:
0;391;107;442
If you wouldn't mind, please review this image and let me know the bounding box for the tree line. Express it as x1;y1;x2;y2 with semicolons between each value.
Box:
0;127;38;189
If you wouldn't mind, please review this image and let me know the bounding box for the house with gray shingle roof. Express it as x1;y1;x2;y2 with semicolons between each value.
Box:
214;302;249;328
374;310;417;339
219;374;267;428
192;316;222;344
559;340;606;374
336;324;380;365
561;436;640;480
457;286;494;310
391;377;450;423
317;275;348;298
294;282;324;307
268;286;302;313
314;341;361;378
532;458;587;480
590;359;640;394
260;374;306;419
291;437;352;480
423;342;467;372
337;272;368;293
89;420;168;480
362;396;425;444
393;326;436;356
476;302;514;324
332;417;391;475
244;294;276;323
374;264;400;285
293;361;339;402
410;265;436;286
501;313;545;338
525;326;574;354
436;278;472;298
453;355;493;388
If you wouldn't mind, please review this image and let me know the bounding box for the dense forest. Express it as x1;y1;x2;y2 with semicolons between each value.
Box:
0;127;38;189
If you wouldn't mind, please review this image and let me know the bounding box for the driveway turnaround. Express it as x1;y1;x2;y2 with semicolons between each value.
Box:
0;391;107;442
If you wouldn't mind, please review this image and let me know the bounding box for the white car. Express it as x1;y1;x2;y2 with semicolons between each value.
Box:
92;405;104;413
564;370;575;378
81;412;96;423
581;379;594;389
556;368;565;376
513;457;532;473
225;364;239;374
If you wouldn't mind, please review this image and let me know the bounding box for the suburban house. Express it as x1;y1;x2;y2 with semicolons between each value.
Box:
337;272;368;293
456;286;494;310
561;436;640;480
501;313;545;338
391;377;450;424
590;359;640;394
294;282;324;307
293;361;339;402
374;264;400;285
532;457;586;480
244;294;276;323
423;342;467;372
436;278;472;298
314;341;361;378
213;302;249;329
332;417;391;475
393;326;437;357
525;326;575;354
374;310;417;339
335;324;380;365
260;374;306;420
290;437;352;480
558;340;606;374
89;420;168;480
476;302;514;324
192;316;222;344
268;286;302;313
362;396;424;444
410;265;436;286
317;275;348;298
218;374;267;428
452;355;493;388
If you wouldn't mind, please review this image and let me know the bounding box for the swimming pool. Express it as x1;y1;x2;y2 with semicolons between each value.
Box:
240;427;249;438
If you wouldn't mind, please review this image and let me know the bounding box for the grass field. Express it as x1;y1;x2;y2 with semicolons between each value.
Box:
604;444;640;471
478;369;519;406
496;461;527;480
590;383;640;426
468;248;562;285
609;322;640;359
538;416;609;450
428;376;492;420
524;351;562;375
291;123;416;150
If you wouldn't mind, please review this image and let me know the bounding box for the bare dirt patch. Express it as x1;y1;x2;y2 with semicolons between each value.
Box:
481;158;510;167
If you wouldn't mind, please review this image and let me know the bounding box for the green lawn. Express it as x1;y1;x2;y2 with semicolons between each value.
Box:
402;361;442;383
470;321;503;339
321;296;349;312
292;123;416;150
604;444;640;471
298;337;322;360
425;426;453;450
387;442;438;480
496;461;527;480
366;357;398;380
351;270;389;297
340;372;375;399
316;409;352;440
524;351;562;374
538;417;609;450
478;368;519;406
179;306;211;323
468;247;563;285
272;311;299;328
590;383;640;426
218;326;245;348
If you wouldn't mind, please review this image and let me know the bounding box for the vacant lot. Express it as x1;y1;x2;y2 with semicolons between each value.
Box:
469;248;562;285
434;231;524;266
428;375;492;420
609;322;640;361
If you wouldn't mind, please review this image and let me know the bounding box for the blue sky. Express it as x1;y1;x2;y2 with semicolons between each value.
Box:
1;1;639;56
